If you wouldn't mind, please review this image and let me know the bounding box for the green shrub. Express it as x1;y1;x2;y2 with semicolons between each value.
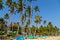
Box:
0;31;5;35
7;32;16;37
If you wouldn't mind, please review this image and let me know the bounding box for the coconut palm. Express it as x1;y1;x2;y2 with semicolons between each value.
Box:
26;19;31;35
43;20;46;27
34;16;42;35
26;6;32;35
48;22;55;35
27;6;32;18
0;0;3;10
10;22;13;31
4;13;9;33
10;2;17;14
6;0;12;7
31;25;36;35
4;13;9;19
4;13;9;26
39;25;44;35
10;6;15;13
25;22;29;35
54;26;59;36
35;16;42;27
16;0;23;13
16;22;20;36
21;12;26;35
34;6;40;12
0;18;5;31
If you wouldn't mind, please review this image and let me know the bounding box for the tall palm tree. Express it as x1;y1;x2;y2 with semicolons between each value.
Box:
0;0;3;10
0;18;5;31
48;22;55;35
26;6;32;35
4;13;9;33
34;16;42;35
16;22;20;36
31;25;36;35
25;22;29;35
35;16;42;27
21;12;26;35
4;13;9;26
39;25;43;35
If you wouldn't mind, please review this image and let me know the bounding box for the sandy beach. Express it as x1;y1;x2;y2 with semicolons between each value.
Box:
25;36;60;40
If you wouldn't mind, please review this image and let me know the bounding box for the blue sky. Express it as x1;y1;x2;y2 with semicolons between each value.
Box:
0;0;60;28
39;0;60;28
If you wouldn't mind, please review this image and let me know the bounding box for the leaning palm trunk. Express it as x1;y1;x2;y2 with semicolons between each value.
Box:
16;26;19;36
29;19;31;35
21;26;24;35
28;25;31;35
6;20;8;34
11;22;13;32
35;24;37;35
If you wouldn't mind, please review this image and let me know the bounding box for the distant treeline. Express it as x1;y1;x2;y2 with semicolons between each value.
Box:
0;18;60;36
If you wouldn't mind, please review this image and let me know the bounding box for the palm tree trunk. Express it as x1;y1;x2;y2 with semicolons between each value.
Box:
21;22;24;35
29;18;31;35
35;24;37;35
6;19;8;34
11;22;13;32
16;26;19;36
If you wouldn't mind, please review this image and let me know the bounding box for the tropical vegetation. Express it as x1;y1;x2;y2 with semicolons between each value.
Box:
0;0;60;37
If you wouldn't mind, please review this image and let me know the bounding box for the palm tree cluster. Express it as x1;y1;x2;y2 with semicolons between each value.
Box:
0;18;60;36
0;0;60;36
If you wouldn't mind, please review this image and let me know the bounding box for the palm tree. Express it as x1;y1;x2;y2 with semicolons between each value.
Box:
26;6;32;24
43;20;46;27
10;6;15;13
27;6;32;18
25;22;29;35
0;18;5;31
25;6;32;35
10;22;13;31
34;16;42;35
4;13;9;19
4;13;9;33
16;22;20;36
0;0;3;10
31;25;36;35
54;26;59;36
48;22;55;35
39;25;43;36
35;16;42;27
6;0;12;7
34;6;40;12
21;12;26;35
16;0;23;13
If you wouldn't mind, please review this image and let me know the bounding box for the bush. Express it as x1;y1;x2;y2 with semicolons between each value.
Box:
0;31;5;35
7;32;16;37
